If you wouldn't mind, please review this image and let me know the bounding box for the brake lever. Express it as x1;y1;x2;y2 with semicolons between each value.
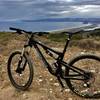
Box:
16;30;23;34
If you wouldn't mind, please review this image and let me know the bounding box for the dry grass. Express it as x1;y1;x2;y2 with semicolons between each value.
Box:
0;33;100;100
69;39;100;51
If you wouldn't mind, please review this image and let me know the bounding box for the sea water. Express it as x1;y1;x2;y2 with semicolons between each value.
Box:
0;21;90;32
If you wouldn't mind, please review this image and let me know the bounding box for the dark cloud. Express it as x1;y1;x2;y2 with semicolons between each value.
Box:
0;0;100;21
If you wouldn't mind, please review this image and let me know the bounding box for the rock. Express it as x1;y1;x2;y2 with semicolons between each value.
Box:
38;79;43;82
81;52;85;54
64;89;70;92
23;93;28;99
49;88;53;94
54;83;59;87
62;66;65;70
68;98;72;100
49;78;53;81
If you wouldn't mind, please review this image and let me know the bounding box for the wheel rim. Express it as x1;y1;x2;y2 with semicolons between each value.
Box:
68;57;100;98
10;54;31;87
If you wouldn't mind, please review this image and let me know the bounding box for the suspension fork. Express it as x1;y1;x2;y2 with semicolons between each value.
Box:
16;45;31;74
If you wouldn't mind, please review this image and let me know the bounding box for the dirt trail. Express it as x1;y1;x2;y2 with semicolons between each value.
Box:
0;38;100;100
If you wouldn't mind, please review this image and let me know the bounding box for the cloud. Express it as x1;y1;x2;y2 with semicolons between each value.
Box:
70;5;100;17
0;0;100;22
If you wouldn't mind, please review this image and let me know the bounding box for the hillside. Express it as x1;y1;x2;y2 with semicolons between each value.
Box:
0;32;100;100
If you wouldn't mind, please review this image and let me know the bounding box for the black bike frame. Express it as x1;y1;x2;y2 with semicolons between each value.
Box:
24;34;87;82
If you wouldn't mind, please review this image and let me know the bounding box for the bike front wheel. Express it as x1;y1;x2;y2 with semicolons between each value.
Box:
7;51;33;90
66;54;100;98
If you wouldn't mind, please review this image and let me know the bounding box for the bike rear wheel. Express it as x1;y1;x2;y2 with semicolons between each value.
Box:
7;51;33;90
66;54;100;98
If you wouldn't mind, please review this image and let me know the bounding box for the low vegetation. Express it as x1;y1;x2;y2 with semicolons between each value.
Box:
0;30;100;100
0;30;100;49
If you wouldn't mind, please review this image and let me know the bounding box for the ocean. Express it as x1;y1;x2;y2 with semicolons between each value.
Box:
0;21;89;32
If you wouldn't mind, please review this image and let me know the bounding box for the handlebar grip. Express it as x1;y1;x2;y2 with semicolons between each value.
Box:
9;27;23;34
9;27;49;36
9;27;19;31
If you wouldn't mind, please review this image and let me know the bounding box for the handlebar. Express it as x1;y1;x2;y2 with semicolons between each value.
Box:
9;27;85;37
9;27;49;36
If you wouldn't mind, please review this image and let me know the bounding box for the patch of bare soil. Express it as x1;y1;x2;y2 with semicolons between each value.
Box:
0;38;100;100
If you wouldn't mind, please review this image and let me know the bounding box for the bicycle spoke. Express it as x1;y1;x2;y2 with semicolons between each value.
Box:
8;51;33;90
65;54;100;98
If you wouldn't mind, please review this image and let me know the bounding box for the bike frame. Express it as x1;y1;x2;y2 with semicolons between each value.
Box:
23;34;87;84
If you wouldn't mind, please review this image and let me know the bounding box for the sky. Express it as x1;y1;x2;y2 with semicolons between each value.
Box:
0;0;100;22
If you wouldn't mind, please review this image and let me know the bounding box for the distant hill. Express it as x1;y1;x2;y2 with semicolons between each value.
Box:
48;24;100;39
22;18;100;24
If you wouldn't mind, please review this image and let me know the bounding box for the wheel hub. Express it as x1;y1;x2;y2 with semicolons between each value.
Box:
84;72;95;88
16;68;23;74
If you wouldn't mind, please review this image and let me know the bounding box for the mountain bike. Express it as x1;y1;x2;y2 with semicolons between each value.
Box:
7;27;100;98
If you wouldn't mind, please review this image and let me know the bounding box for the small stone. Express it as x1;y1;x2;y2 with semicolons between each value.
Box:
23;93;28;99
83;83;88;87
54;83;59;87
38;79;43;82
44;71;47;73
62;66;65;70
49;78;53;81
64;89;70;92
90;69;95;73
80;89;88;93
81;52;85;54
49;89;53;93
94;91;100;94
68;98;72;100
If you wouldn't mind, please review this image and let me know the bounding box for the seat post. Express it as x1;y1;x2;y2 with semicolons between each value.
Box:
60;33;72;61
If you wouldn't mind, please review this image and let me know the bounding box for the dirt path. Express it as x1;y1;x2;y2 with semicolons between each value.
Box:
0;38;100;100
